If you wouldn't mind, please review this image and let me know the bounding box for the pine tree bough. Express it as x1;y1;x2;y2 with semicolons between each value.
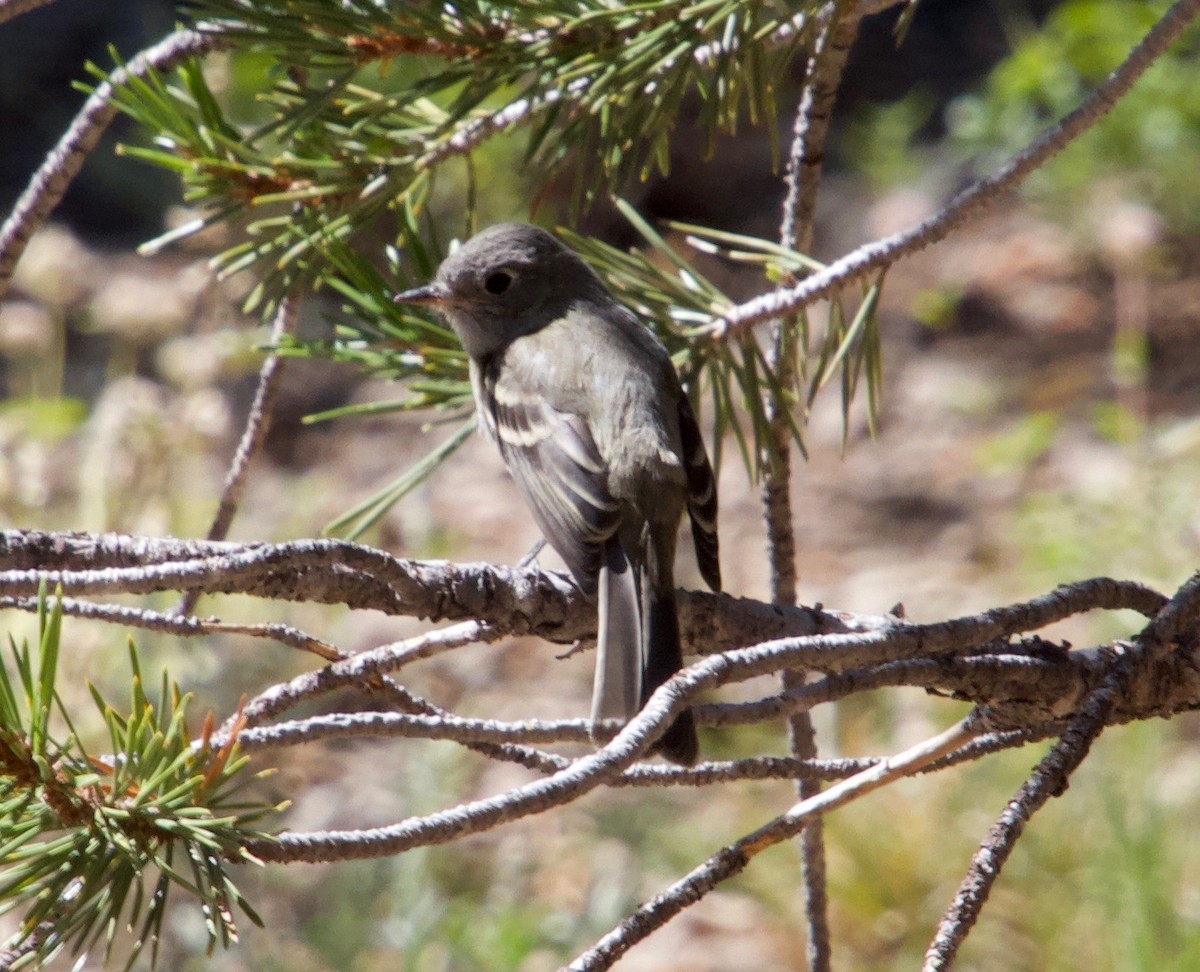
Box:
0;535;1195;963
0;529;1195;768
767;5;867;967
0;528;1191;826
707;0;1200;339
4;0;1200;965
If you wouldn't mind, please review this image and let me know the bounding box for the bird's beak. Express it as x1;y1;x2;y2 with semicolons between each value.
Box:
393;282;449;306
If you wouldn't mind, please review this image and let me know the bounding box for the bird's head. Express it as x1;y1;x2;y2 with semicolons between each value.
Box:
393;223;605;360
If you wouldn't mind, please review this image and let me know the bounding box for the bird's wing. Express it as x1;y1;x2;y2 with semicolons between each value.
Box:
678;393;721;592
485;369;621;595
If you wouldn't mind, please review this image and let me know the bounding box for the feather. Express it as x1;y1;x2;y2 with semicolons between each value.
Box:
678;394;721;592
486;366;620;595
592;537;642;725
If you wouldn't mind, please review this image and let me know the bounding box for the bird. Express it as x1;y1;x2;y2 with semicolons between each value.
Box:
393;223;720;764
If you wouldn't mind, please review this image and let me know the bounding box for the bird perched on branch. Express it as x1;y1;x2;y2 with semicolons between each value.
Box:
394;223;720;764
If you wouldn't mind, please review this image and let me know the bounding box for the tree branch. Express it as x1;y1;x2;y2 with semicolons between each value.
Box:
177;294;300;615
0;594;339;659
0;530;859;649
922;568;1200;968
768;4;864;966
414;6;824;170
1;531;1192;844
3;524;1195;969
1140;568;1200;647
568;720;977;971
922;672;1123;970
415;1;910;174
0;27;225;300
0;0;55;26
204;295;298;546
706;0;1200;340
0;534;1168;674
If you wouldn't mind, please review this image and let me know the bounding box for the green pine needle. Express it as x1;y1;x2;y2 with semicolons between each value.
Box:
0;591;281;968
96;0;886;527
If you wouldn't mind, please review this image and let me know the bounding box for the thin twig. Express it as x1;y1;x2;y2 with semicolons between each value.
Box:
241;630;1074;868
238;710;592;748
177;295;300;615
568;720;977;971
234;708;890;786
220;619;569;774
1139;568;1200;647
705;651;1072;726
0;595;339;659
0;0;56;26
0;924;45;971
922;669;1128;970
778;2;858;256
788;702;830;970
226;620;497;732
241;685;689;862
230;677;1053;785
923;725;1062;774
0;27;224;299
205;295;298;544
612;755;877;787
769;6;862;967
706;0;1200;340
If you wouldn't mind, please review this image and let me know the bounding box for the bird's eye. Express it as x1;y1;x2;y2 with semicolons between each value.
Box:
484;271;513;295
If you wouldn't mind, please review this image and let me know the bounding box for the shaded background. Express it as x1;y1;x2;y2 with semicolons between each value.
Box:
3;1;1200;969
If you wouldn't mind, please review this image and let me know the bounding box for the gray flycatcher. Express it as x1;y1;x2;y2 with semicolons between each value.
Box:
393;223;720;765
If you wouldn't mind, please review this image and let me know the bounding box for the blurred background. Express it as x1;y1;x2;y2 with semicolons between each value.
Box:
3;0;1200;969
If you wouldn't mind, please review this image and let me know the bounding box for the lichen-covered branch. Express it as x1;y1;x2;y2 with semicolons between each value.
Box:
0;532;1167;667
1;526;1196;969
922;673;1123;970
568;720;977;971
707;0;1200;340
0;530;860;649
768;6;864;966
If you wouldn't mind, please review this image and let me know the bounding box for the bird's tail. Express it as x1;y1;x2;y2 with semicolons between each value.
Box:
591;538;641;730
591;535;698;766
642;580;698;765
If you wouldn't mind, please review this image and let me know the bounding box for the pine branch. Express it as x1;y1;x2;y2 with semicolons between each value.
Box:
0;531;1168;662
707;0;1200;340
1;531;1196;962
0;0;55;26
0;594;340;659
101;0;819;305
413;0;906;168
922;672;1124;970
0;594;281;967
922;567;1200;969
177;294;300;615
767;4;865;967
0;27;225;301
568;720;976;972
3;3;1198;964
